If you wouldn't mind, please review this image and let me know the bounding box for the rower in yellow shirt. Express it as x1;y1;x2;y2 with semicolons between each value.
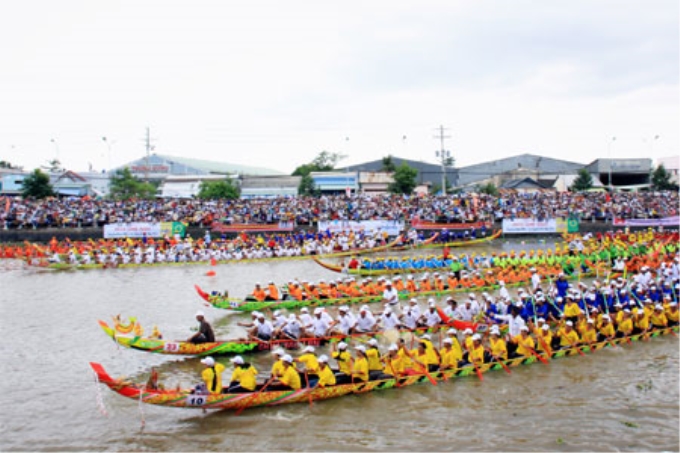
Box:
272;355;302;390
665;302;678;326
557;321;581;348
650;304;668;328
445;329;463;363
366;338;384;379
295;346;320;376
616;310;634;337
200;356;226;394
536;324;553;354
384;344;407;377
351;346;370;382
316;355;337;387
563;296;582;323
227;356;258;392
466;334;486;365
418;334;441;372
440;338;461;370
331;342;353;384
510;326;535;358
580;319;598;345
633;308;651;335
488;327;508;361
597;315;616;342
270;349;286;378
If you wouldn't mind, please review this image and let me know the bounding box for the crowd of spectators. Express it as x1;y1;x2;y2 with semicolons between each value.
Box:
1;191;677;230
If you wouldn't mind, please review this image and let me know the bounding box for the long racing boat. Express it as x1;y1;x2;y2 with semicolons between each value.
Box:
90;326;679;411
98;318;482;357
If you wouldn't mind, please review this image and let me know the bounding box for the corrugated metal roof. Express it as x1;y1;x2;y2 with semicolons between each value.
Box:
155;154;284;176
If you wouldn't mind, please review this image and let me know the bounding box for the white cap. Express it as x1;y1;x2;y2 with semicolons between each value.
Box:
303;345;315;353
409;298;418;304
230;356;244;365
447;328;458;335
314;308;323;315
443;338;453;345
542;324;550;331
429;301;436;308
464;328;473;335
623;309;631;313
338;306;348;312
602;315;611;320
273;310;281;316
654;304;663;310
421;334;431;340
300;307;309;313
520;326;529;332
355;345;366;353
587;319;594;324
565;321;574;326
472;334;482;341
537;317;545;323
201;356;215;366
282;354;294;363
318;354;329;363
195;310;205;318
272;348;285;356
257;313;265;319
388;344;399;351
338;342;348;350
368;338;378;346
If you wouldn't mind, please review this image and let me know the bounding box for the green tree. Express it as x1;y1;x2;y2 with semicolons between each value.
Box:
381;155;397;172
21;169;54;199
388;163;418;194
197;178;240;200
651;164;676;191
298;174;318;196
477;182;498;195
109;167;157;200
570;168;594;192
292;151;347;176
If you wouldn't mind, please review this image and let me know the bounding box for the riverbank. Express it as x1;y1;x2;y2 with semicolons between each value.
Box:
1;221;675;244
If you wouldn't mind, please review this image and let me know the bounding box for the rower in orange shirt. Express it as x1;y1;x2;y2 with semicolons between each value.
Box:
266;281;280;300
433;274;445;292
419;276;432;292
405;276;417;293
252;283;267;302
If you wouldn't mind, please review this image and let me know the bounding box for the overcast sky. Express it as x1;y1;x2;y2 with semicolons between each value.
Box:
1;0;677;174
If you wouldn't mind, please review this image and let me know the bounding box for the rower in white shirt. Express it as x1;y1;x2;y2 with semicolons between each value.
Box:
379;308;401;330
354;306;377;333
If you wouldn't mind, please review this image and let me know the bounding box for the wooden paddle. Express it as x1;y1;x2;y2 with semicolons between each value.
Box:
403;348;437;386
526;346;549;365
235;375;275;416
470;355;484;381
486;348;511;374
304;371;314;408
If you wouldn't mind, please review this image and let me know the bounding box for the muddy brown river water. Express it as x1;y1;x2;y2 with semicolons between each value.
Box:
0;238;677;451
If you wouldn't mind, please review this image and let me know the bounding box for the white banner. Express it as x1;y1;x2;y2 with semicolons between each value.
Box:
318;220;405;236
103;222;162;239
502;218;559;234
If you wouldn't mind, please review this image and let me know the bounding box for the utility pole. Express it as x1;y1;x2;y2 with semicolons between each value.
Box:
144;127;153;182
434;125;452;195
